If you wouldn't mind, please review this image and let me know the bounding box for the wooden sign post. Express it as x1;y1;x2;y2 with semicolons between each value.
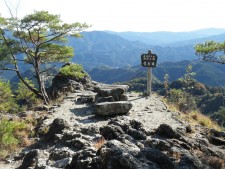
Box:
141;50;158;96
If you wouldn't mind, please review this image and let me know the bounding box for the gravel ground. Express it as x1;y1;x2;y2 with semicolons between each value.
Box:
50;91;182;130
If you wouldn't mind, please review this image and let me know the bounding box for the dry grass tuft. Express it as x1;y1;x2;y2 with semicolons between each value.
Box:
188;111;221;130
202;156;225;169
93;136;106;150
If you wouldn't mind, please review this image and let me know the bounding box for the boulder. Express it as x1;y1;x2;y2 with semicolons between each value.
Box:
210;136;225;146
127;128;147;140
100;125;125;140
155;123;181;139
96;96;115;103
94;84;129;96
100;149;144;169
49;147;74;161
17;149;38;169
99;140;145;169
66;148;97;169
46;118;69;141
141;148;175;169
177;153;204;169
94;84;129;102
145;138;172;151
95;101;132;116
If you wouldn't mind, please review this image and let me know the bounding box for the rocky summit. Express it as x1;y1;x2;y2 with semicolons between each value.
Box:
1;80;225;169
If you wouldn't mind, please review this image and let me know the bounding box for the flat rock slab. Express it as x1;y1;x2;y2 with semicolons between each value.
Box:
94;84;129;97
95;101;132;116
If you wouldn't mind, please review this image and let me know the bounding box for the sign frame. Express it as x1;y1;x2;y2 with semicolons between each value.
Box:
141;51;157;67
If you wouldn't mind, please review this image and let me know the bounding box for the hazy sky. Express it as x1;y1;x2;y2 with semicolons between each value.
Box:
0;0;225;32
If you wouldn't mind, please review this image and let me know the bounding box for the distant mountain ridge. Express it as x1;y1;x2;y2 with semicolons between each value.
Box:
69;28;225;69
163;33;225;47
88;60;225;86
108;28;225;45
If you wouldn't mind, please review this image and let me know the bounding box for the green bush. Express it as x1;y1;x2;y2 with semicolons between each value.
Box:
212;106;225;127
0;119;27;152
16;78;37;107
59;64;86;79
167;89;197;112
168;89;185;104
170;79;207;96
198;93;224;114
0;80;18;113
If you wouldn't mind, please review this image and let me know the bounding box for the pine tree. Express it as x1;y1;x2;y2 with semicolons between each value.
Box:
0;11;89;104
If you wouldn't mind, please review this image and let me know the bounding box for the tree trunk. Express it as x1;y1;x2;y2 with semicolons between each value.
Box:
40;75;50;105
35;65;50;105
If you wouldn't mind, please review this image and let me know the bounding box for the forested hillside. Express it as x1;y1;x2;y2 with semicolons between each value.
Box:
88;60;225;86
68;31;196;68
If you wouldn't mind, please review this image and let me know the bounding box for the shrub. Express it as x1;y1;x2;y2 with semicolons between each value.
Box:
167;89;197;112
198;93;224;114
59;64;86;79
16;78;38;107
168;89;185;104
169;80;184;90
0;80;18;113
0;118;29;158
163;74;169;96
170;79;207;96
212;106;225;127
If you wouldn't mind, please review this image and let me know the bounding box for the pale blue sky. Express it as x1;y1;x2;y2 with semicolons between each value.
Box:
1;0;225;32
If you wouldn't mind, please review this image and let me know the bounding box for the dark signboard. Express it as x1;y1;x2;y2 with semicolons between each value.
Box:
141;50;157;67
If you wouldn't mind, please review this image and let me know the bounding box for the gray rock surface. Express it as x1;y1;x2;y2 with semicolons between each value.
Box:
1;90;225;169
95;101;133;116
94;84;129;102
46;118;69;141
48;63;94;99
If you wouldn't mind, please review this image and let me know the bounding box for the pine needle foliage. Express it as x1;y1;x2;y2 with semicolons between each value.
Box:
0;80;18;113
59;64;87;79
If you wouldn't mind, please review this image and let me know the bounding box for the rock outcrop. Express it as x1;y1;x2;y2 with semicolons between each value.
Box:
48;63;94;99
15;117;225;169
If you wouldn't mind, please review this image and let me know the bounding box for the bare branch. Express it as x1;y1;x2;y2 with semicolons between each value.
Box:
0;67;17;71
202;57;225;64
15;0;20;18
40;65;56;74
3;0;20;18
15;58;25;62
4;0;14;17
28;29;37;46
